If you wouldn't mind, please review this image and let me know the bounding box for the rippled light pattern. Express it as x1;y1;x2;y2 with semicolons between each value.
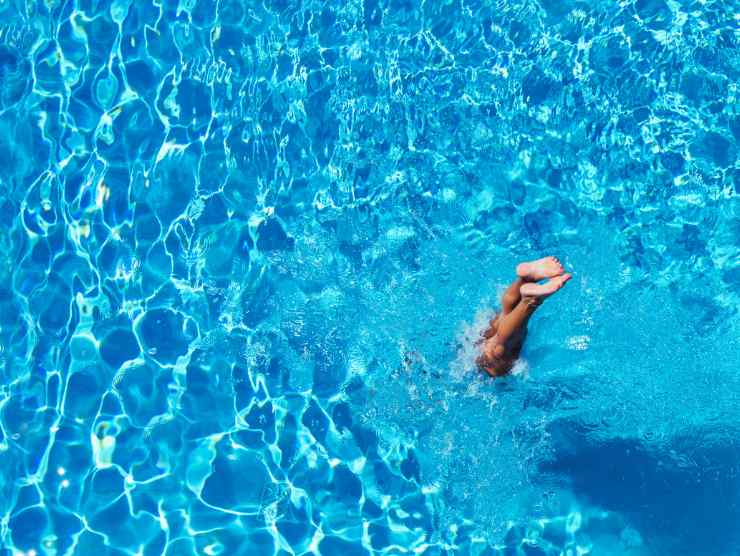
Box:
1;0;738;555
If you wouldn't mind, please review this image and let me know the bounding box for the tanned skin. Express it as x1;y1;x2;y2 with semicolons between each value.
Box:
477;257;571;377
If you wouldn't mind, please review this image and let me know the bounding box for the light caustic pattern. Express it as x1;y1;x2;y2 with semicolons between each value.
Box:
0;0;738;555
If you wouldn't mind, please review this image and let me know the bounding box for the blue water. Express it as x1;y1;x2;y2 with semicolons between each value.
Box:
1;0;739;554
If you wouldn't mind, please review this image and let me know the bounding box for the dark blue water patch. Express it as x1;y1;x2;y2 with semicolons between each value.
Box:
110;100;165;165
313;349;347;399
369;522;392;550
47;505;84;555
675;290;724;337
722;265;740;294
68;91;99;133
89;496;160;549
680;70;726;104
360;499;382;523
100;328;140;368
116;363;172;427
276;501;316;552
674;223;706;256
81;476;129;534
306;102;339;165
541;419;740;555
127;483;160;521
11;483;40;514
373;459;416;498
523;210;560;249
239;529;278;555
183;495;238;535
124;58;159;99
288;451;333;495
277;412;298;470
302;398;330;442
134;202;161;244
320;535;370;556
34;280;71;336
98;167;134;226
53;251;96;292
98;387;126;418
244;400;277;445
0;198;17;228
201;444;274;513
83;16;117;68
174;79;213;136
254;351;291;396
64;368;103;422
45;370;61;411
256;217;295;252
331;463;363;502
522;68;562;106
201;224;244;278
690;131;733;167
241;276;275;328
727;116;740;143
0;44;30;110
400;449;422;483
9;506;47;550
0;290;27;358
46;416;91;458
30;237;51;265
137;307;193;365
113;427;151;471
331;401;353;433
73;529;127;556
142;145;198;227
234;428;266;450
635;0;672;28
182;352;236;421
163;538;195;556
660;151;685;174
84;467;125;513
232;363;257;411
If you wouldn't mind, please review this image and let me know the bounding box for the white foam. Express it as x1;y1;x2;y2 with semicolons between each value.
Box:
448;302;496;382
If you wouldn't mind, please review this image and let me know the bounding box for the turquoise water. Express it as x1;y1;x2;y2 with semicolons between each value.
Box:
1;0;739;554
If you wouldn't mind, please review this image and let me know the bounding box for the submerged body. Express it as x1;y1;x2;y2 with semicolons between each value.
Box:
477;257;570;377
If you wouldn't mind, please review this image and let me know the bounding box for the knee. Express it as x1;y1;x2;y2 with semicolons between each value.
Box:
521;296;542;309
503;291;519;305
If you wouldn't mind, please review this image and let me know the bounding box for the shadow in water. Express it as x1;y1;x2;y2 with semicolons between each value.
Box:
540;419;740;555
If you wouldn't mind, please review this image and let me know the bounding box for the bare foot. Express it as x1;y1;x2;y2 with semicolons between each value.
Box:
520;273;571;298
516;256;564;282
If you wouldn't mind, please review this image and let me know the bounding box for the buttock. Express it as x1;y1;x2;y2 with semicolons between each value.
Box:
481;314;500;340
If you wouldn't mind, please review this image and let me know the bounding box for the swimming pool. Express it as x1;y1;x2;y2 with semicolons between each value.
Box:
1;0;738;554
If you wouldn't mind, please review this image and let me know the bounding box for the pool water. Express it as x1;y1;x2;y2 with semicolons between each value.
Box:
1;0;739;554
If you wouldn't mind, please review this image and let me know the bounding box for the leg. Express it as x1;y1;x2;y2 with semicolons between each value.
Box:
482;279;523;343
492;273;572;347
481;280;521;343
494;296;541;345
500;277;525;315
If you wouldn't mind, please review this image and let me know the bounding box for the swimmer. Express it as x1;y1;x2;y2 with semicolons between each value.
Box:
477;257;571;377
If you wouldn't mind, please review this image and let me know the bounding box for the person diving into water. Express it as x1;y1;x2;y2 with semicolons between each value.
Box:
477;257;571;377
